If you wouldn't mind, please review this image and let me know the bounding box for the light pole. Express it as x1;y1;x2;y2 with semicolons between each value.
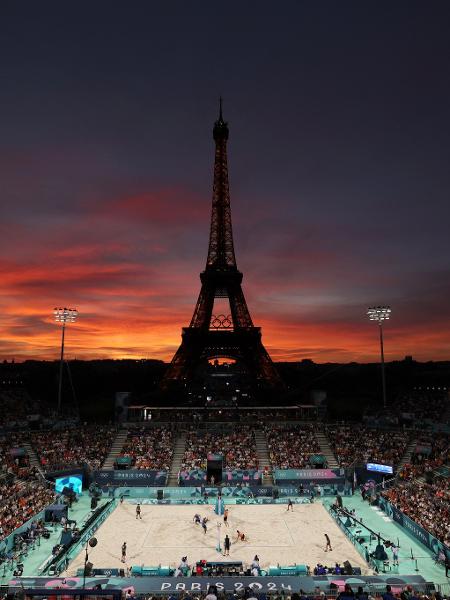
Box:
54;307;78;413
367;305;391;409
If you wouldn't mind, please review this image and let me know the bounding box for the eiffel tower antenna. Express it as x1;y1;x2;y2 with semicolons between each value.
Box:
161;106;283;394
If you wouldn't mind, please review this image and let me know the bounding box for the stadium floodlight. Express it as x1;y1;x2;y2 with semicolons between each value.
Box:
367;306;391;323
54;307;78;323
54;307;78;413
367;305;391;409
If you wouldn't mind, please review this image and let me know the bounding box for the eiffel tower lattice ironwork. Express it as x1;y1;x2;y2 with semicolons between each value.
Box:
161;102;282;390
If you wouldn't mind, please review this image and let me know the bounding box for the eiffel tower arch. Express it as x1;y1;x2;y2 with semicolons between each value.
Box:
161;102;283;396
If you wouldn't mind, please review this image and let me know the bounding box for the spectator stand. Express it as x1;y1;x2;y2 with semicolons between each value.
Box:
115;426;174;471
380;478;450;549
326;425;410;469
180;427;259;473
265;424;324;470
30;425;117;473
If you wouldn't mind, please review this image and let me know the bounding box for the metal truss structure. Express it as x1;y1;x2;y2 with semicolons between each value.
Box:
161;102;283;391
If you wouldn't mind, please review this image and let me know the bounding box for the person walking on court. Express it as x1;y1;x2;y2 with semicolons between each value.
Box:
224;534;230;556
223;508;229;527
324;533;332;552
287;498;293;511
121;541;127;563
136;504;142;519
391;544;399;566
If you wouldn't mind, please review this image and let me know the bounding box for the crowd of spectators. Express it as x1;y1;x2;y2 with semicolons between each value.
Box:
394;389;449;424
265;425;321;469
399;433;449;480
181;428;258;470
0;389;43;429
327;426;409;467
363;389;449;430
0;476;55;541
117;427;174;470
0;433;36;479
31;425;116;471
382;478;450;547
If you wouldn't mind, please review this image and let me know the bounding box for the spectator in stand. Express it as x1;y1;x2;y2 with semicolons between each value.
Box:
0;476;55;540
326;426;409;468
0;389;48;430
265;424;321;469
382;586;396;600
31;424;117;471
395;389;449;425
0;433;36;480
399;433;449;480
117;427;174;470
181;427;258;471
382;478;450;547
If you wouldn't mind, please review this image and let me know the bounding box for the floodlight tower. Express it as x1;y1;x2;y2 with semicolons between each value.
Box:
54;307;78;413
367;306;391;409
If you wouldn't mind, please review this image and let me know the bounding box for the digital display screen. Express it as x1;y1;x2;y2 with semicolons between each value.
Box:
55;473;83;494
367;463;393;474
207;453;223;461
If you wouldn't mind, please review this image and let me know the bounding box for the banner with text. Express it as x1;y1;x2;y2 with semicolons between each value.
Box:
10;574;429;594
274;468;344;483
94;470;167;486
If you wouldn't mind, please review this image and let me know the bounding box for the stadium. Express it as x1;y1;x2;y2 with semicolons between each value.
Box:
1;386;449;600
1;5;450;600
1;104;449;600
1;97;450;600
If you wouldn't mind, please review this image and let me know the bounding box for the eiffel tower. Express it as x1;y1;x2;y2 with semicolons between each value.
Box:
161;102;282;393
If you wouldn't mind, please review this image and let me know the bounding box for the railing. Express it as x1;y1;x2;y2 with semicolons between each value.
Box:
51;499;118;574
372;474;398;492
324;502;373;573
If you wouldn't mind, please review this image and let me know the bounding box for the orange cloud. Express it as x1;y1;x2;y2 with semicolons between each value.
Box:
0;184;449;364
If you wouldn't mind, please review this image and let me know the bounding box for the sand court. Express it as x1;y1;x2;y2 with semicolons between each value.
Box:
68;502;370;574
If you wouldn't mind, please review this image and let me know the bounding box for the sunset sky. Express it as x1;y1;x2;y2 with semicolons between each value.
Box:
1;1;450;363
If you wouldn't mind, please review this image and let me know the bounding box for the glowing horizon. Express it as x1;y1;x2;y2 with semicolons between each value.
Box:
1;185;449;364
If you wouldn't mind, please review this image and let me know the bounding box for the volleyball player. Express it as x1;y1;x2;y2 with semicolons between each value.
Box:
202;516;208;534
236;530;246;542
223;508;229;526
224;534;230;556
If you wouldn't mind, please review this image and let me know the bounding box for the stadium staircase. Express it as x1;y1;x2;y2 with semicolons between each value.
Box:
254;430;274;485
167;431;187;486
23;441;46;479
397;438;417;470
316;431;339;468
102;429;128;469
